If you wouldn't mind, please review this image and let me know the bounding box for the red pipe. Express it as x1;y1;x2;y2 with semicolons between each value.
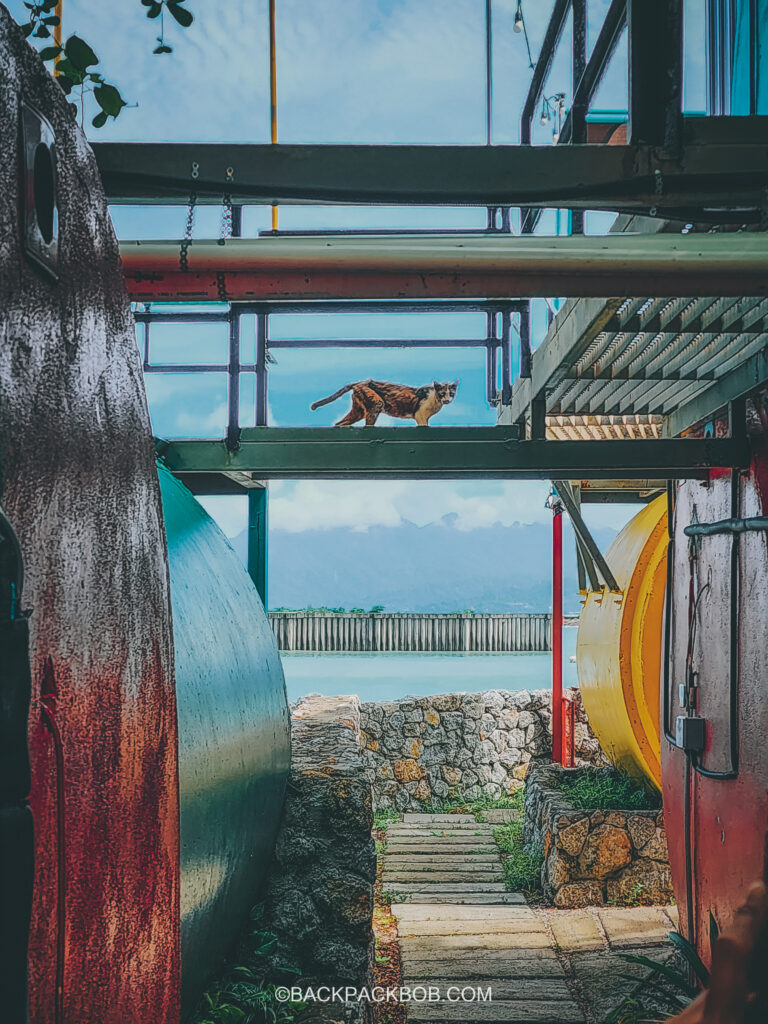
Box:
552;506;563;764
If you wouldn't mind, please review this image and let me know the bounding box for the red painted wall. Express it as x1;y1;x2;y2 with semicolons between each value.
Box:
663;420;768;967
0;9;180;1022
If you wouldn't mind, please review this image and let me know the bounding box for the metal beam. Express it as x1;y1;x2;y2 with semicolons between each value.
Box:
247;487;268;606
554;480;620;591
120;235;768;303
155;428;748;480
664;347;768;437
93;131;768;210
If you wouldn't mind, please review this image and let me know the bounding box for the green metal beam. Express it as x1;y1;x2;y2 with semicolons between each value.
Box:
155;427;748;481
247;487;268;608
664;348;768;437
93;124;768;211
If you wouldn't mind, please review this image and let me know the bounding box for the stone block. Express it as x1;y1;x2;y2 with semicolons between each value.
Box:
489;729;508;753
412;778;431;802
557;817;590;857
604;811;627;827
640;827;669;862
577;825;633;880
393;759;425;782
554;881;605;908
474;739;497;764
442;711;463;731
627;815;656;850
605;859;673;905
441;765;462;785
547;849;574;890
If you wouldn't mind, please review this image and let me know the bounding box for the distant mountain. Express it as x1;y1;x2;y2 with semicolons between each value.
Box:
229;515;617;614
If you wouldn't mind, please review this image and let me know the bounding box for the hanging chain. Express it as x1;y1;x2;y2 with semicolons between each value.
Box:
218;167;235;245
179;161;199;273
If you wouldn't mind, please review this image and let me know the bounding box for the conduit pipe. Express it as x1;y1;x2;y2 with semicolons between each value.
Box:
119;234;768;302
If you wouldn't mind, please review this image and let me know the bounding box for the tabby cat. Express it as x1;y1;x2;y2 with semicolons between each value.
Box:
311;379;459;426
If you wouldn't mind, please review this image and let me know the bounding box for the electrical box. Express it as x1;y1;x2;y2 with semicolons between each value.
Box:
21;101;58;280
675;715;706;752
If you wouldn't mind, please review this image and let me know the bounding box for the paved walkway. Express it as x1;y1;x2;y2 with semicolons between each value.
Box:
380;812;678;1024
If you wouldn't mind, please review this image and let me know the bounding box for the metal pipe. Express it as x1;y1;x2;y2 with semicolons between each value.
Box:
54;0;62;49
120;234;768;303
684;515;768;537
226;310;241;451
485;0;493;146
269;0;278;231
552;505;564;764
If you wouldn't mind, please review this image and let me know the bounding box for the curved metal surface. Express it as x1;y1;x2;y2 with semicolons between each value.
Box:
577;495;667;789
158;467;290;1017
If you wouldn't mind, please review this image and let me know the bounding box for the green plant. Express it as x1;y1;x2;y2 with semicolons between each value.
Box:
190;905;303;1024
17;1;194;128
374;808;401;829
605;935;707;1024
380;890;410;904
560;771;661;812
493;822;543;893
608;882;650;908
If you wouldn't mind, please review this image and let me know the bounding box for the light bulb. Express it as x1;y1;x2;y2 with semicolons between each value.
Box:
513;6;523;32
552;129;560;143
540;104;549;126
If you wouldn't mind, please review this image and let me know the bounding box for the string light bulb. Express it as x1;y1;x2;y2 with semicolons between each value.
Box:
540;101;549;126
513;2;523;33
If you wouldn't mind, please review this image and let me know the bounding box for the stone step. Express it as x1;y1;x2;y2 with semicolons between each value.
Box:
383;860;502;871
403;813;477;823
405;997;585;1023
382;871;503;884
399;932;551;954
388;824;496;833
395;892;524;905
383;882;509;893
397;918;543;937
385;840;498;850
399;979;575;1002
382;851;499;860
395;904;531;922
400;948;563;975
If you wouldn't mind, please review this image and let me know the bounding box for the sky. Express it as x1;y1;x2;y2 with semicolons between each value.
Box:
10;0;708;541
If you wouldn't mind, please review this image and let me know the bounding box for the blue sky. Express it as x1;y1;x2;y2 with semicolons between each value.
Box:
11;0;707;538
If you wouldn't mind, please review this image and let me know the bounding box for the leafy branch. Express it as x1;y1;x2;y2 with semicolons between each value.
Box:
18;0;194;128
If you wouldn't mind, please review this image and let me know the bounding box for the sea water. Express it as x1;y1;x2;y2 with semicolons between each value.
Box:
280;625;579;701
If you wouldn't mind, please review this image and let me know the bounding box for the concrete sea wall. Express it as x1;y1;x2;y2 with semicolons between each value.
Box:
270;611;578;652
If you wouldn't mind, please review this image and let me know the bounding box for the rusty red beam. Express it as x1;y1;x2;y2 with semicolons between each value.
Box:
120;235;768;302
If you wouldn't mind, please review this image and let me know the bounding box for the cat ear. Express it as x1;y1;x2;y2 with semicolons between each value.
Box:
433;380;439;389
453;380;459;388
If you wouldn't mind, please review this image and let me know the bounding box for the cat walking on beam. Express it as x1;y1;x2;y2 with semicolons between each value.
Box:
311;379;458;426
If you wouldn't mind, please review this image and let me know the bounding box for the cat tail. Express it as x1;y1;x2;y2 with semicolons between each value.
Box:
310;379;370;411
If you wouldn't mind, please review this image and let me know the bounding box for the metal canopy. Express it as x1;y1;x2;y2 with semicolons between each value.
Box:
155;428;747;485
121;235;768;302
501;291;768;438
93;120;768;216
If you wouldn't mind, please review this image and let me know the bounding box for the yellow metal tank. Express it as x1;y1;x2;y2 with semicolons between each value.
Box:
576;495;667;790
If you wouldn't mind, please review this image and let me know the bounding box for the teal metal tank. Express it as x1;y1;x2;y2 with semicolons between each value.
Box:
158;467;290;1017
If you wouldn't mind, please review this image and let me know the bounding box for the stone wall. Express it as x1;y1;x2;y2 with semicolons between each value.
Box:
360;687;605;810
524;764;673;908
264;695;376;997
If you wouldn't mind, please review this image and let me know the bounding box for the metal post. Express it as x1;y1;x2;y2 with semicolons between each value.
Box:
226;309;240;451
248;487;268;607
519;303;531;378
501;309;512;405
485;0;493;146
255;312;268;427
570;0;587;235
628;0;683;150
269;0;279;230
552;503;564;764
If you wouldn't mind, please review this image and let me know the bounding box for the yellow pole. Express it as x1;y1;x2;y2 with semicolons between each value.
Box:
269;0;278;231
54;0;62;46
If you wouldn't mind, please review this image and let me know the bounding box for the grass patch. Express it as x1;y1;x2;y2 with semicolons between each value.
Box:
374;808;402;829
418;790;524;818
560;771;661;812
190;905;302;1024
493;821;543;893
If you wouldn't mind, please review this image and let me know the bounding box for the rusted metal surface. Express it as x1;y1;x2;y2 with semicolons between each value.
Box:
158;468;290;1016
0;10;179;1021
662;443;768;967
120;234;768;302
